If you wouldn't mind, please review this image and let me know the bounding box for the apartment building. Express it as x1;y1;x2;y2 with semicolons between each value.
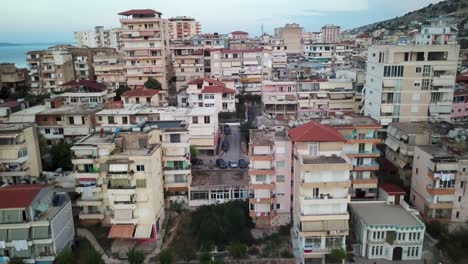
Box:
72;130;165;242
167;16;201;40
411;144;468;224
415;18;458;45
303;32;323;44
450;88;468;124
384;122;447;187
210;48;272;94
262;80;297;117
260;38;288;80
364;45;460;126
60;80;114;104
290;121;352;264
297;79;359;118
0;123;42;184
274;23;303;55
303;43;354;68
0;63;26;92
191;33;229;49
229;31;249;40
248;128;292;227
118;9;172;102
187;107;219;155
185;77;235;112
189;169;249;207
324;117;381;199
0;185;74;263
121;88;161;107
68;47;116;81
93;54;126;90
170;43;205;91
27;49;74;94
74;26;120;49
350;184;425;261
321;24;341;43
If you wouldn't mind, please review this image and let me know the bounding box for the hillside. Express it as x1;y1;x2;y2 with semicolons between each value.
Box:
347;0;468;34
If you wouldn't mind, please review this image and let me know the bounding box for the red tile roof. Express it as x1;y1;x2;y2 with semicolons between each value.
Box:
187;77;225;86
61;80;107;91
230;31;249;35
122;88;159;97
0;184;47;209
201;85;236;94
380;183;406;195
118;9;161;16
288;121;346;142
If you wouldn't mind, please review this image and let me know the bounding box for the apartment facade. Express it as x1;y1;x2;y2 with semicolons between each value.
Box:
450;88;468;123
350;184;425;261
297;79;359;118
118;9;172;102
364;45;460;126
303;32;323;44
415;18;458;45
262;80;297;117
187;107;219;155
229;31;249;40
72;131;165;242
0;63;26;92
186;78;236;112
210;49;272;94
325;117;382;199
121;88;161;107
69;47;116;81
74;26;120;49
167;16;201;40
0;123;42;184
275;23;303;55
290;121;352;264
0;185;74;263
191;33;229;49
27;49;75;94
411;144;468;224
248;128;292;227
321;24;341;43
170;43;205;91
60;80;114;104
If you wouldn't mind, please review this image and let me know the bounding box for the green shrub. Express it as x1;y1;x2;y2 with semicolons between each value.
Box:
280;249;294;258
228;242;247;259
247;246;259;255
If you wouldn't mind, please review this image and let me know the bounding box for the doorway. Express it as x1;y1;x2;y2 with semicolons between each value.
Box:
392;247;403;260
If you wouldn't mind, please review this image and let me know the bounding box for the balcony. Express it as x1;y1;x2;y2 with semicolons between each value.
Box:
250;182;275;190
249;168;275;175
79;212;105;220
107;172;134;179
427;171;456;181
351;175;378;187
77;197;103;207
345;149;381;158
0;167;31;177
426;186;455;195
301;179;350;189
301;194;351;205
249;154;274;161
114;200;137;210
344;134;380;144
75;185;101;194
353;162;379;171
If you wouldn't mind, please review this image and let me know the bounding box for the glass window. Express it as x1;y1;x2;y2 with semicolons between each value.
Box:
276;175;285;182
256;175;266;182
136;165;145;172
276;161;285;168
308;143;318;156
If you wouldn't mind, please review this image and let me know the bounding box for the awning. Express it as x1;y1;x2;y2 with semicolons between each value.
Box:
108;224;135;239
385;137;400;152
134;224;153;239
302;221;324;232
324;220;349;231
109;164;128;172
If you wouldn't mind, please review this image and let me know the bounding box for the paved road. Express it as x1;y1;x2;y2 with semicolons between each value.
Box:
219;125;248;165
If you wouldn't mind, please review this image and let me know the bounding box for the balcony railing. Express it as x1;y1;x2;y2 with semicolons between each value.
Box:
164;165;191;171
346;149;381;155
354;161;379;168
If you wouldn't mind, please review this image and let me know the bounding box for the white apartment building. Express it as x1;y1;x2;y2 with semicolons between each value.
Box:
74;26;120;49
210;49;272;94
364;45;460;126
303;32;323;44
187;107;219;155
290;121;352;264
118;9;172;103
415;18;458;45
321;24;341;43
185;77;236;112
167;16;201;40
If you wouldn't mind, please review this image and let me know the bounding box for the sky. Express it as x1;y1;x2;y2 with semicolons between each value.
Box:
0;0;443;43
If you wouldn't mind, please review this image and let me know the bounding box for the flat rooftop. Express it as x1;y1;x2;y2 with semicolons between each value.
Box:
39;105;102;115
350;203;423;228
188;107;217;116
74;134;114;145
191;169;249;188
417;144;468;159
388;121;454;136
322;116;380;129
144;120;186;130
302;155;346;164
0;122;35;133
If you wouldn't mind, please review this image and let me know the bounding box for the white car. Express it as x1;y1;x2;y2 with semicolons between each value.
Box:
228;160;238;168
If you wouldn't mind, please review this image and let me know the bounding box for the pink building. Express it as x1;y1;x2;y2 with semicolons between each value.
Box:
451;88;468;124
321;24;341;43
262;80;297;117
229;31;249;40
249;128;292;227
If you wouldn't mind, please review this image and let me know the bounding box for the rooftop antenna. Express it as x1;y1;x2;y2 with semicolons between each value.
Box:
261;24;264;36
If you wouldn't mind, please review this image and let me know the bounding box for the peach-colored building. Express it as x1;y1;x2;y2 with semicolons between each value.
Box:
248;128;292;227
262;80;297;117
122;88;161;107
168;16;201;40
321;24;341;43
118;9;172;104
411;144;468;224
93;54;126;90
229;31;249;40
185;77;236;112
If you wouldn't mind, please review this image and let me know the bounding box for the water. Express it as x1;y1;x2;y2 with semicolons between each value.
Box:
0;43;55;68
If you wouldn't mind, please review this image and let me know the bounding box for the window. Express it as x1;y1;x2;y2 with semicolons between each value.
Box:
192;116;198;124
173;174;186;183
423;65;431;77
459;196;462;202
256;175;266;182
416;67;422;73
312;188;319;198
136;165;145;172
456;211;460;218
422;79;431;90
355;172;363;180
276;175;285;182
276;203;280;209
325;236;343;249
170;134;181;143
198;94;203;100
276;161;285;168
204;116;210;123
122;116;128;124
18;148;28;158
383;65;404;77
308;143;319;156
416;168;418;174
69;117;74;125
204;94;214;99
108;116;115;124
190;191;208;200
44;128;50;134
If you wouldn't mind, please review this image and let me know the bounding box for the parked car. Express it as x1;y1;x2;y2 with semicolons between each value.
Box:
216;158;227;169
221;141;230;152
191;158;204;166
238;159;249;169
224;125;231;135
228;160;238;168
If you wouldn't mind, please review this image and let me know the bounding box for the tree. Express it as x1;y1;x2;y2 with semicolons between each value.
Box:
82;247;105;264
158;248;174;264
50;141;73;171
0;87;10;99
329;248;347;263
239;121;254;142
12;84;31;99
190;145;200;159
128;248;145;264
144;77;162;90
198;251;212;264
8;258;26;264
114;85;130;100
56;248;74;264
228;242;247;259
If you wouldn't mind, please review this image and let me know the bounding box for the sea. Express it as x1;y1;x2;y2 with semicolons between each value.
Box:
0;43;67;68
